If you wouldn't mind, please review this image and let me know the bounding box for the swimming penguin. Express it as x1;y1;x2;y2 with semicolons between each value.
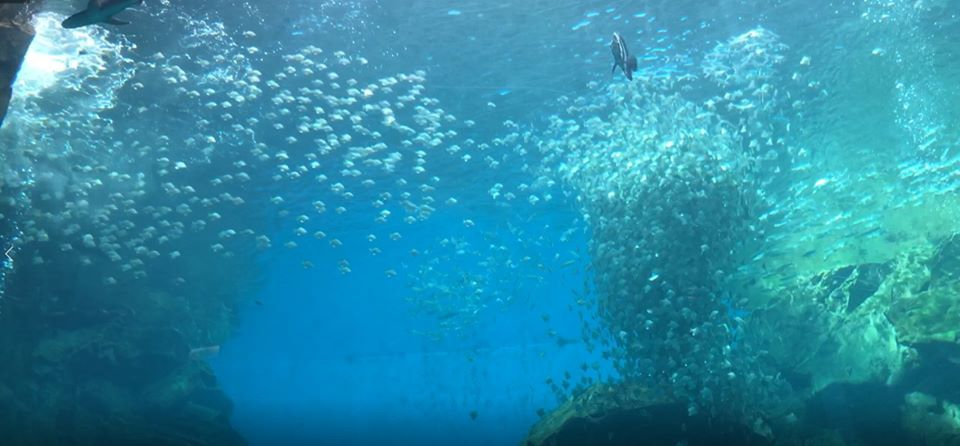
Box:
610;32;638;80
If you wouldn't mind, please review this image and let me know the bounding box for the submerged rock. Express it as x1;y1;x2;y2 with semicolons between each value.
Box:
886;235;960;346
527;379;960;446
929;233;960;285
529;232;960;445
751;260;907;396
0;265;246;445
524;235;960;446
528;402;772;446
524;383;771;446
0;3;36;128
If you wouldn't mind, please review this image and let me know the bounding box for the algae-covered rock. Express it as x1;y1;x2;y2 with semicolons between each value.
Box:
33;328;99;365
868;236;960;344
929;233;960;286
885;246;960;344
888;283;960;344
1;285;243;445
76;379;134;416
901;391;960;445
523;382;772;446
804;311;905;391
810;263;890;313
141;367;198;411
60;326;191;390
141;364;229;415
750;261;907;395
524;382;668;446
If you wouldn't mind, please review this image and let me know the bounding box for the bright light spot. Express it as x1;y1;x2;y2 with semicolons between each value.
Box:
16;12;119;99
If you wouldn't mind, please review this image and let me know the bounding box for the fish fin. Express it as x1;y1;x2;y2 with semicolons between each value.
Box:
627;56;638;73
105;16;129;25
611;62;617;74
87;0;102;9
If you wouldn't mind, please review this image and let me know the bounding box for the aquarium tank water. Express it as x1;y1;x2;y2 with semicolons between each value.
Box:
1;0;960;445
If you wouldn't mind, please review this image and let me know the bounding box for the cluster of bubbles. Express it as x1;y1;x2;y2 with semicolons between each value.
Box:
518;28;812;418
860;0;954;160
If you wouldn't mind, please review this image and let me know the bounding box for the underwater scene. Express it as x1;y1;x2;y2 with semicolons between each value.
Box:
1;0;960;445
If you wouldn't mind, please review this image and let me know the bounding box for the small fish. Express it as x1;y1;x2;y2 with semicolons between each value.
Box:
62;0;143;29
435;310;460;320
189;345;221;360
556;336;578;348
858;227;883;238
610;32;638;80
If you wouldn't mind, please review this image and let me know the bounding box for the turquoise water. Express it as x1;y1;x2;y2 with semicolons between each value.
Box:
2;1;960;445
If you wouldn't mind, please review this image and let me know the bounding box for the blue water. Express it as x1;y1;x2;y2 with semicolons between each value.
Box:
214;214;606;444
4;0;960;445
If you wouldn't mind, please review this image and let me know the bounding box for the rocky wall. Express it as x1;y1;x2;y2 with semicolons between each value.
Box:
0;2;36;128
0;5;250;444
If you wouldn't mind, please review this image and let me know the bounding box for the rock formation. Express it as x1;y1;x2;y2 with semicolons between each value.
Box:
0;2;36;128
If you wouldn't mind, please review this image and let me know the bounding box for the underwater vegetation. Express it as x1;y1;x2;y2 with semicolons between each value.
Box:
1;0;960;445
